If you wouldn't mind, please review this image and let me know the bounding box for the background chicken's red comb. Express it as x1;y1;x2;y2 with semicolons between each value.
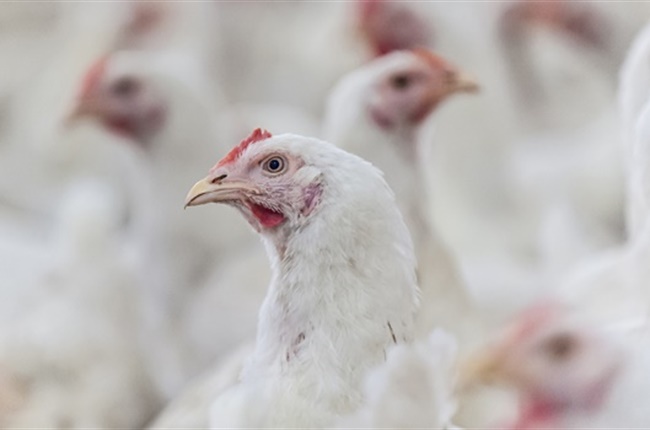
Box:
509;301;564;344
358;0;382;21
80;56;109;99
212;128;273;170
412;48;452;71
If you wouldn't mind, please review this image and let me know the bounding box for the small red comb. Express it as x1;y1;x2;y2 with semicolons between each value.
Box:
80;56;109;98
212;128;272;171
509;301;563;345
412;48;452;71
358;0;432;57
358;0;382;21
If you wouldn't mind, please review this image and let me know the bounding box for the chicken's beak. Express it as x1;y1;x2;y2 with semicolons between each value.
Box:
64;97;100;127
458;347;506;390
184;176;260;209
64;105;86;127
448;71;480;94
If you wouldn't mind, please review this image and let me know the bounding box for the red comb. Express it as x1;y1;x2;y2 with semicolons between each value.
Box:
412;48;452;71
358;0;382;21
509;301;563;345
80;56;109;98
359;0;432;57
212;128;272;171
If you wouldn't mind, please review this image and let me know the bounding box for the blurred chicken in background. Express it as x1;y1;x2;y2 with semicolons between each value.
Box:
0;0;650;428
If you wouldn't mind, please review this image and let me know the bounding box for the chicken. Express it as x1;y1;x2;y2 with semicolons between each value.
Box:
65;49;256;397
0;180;157;428
495;0;626;275
423;1;626;310
0;2;224;235
323;48;487;342
66;45;326;394
184;49;469;374
463;302;650;429
183;129;419;427
500;0;616;126
151;50;476;426
150;50;478;427
388;2;543;313
357;0;434;56
0;3;140;219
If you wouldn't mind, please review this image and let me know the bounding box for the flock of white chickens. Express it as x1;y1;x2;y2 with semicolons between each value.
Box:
3;1;650;428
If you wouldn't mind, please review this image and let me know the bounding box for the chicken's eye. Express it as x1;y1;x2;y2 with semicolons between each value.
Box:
391;74;411;90
111;77;140;97
543;333;576;361
262;156;287;175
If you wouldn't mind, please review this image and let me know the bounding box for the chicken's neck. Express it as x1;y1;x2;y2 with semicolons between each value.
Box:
243;204;419;416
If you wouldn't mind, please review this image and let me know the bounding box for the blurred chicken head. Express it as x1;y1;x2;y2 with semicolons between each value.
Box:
185;129;324;236
68;54;167;144
462;302;622;427
367;49;478;130
501;0;609;51
358;0;433;56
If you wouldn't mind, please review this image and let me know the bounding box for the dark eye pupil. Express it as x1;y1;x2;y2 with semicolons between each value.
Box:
112;78;139;96
269;159;281;171
547;335;575;360
392;75;411;89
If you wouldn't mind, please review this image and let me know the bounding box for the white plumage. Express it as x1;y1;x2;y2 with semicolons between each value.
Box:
188;133;419;428
6;2;650;428
337;329;458;429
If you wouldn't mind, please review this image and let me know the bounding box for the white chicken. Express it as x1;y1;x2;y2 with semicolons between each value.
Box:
357;0;435;57
183;130;419;428
499;0;617;128
151;48;488;428
65;42;328;396
65;49;258;396
496;0;627;280
324;48;488;342
464;302;650;429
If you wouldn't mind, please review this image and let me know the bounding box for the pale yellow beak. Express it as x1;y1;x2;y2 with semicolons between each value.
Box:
457;347;505;390
64;104;86;127
184;176;259;209
64;97;100;127
450;71;480;94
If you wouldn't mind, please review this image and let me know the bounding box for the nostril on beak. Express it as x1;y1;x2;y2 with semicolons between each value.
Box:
211;174;227;184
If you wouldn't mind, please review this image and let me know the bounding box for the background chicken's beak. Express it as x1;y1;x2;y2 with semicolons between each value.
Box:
63;104;85;127
458;348;504;390
64;99;97;127
451;72;480;93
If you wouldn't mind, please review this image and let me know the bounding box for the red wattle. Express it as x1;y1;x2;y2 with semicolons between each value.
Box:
250;203;285;228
